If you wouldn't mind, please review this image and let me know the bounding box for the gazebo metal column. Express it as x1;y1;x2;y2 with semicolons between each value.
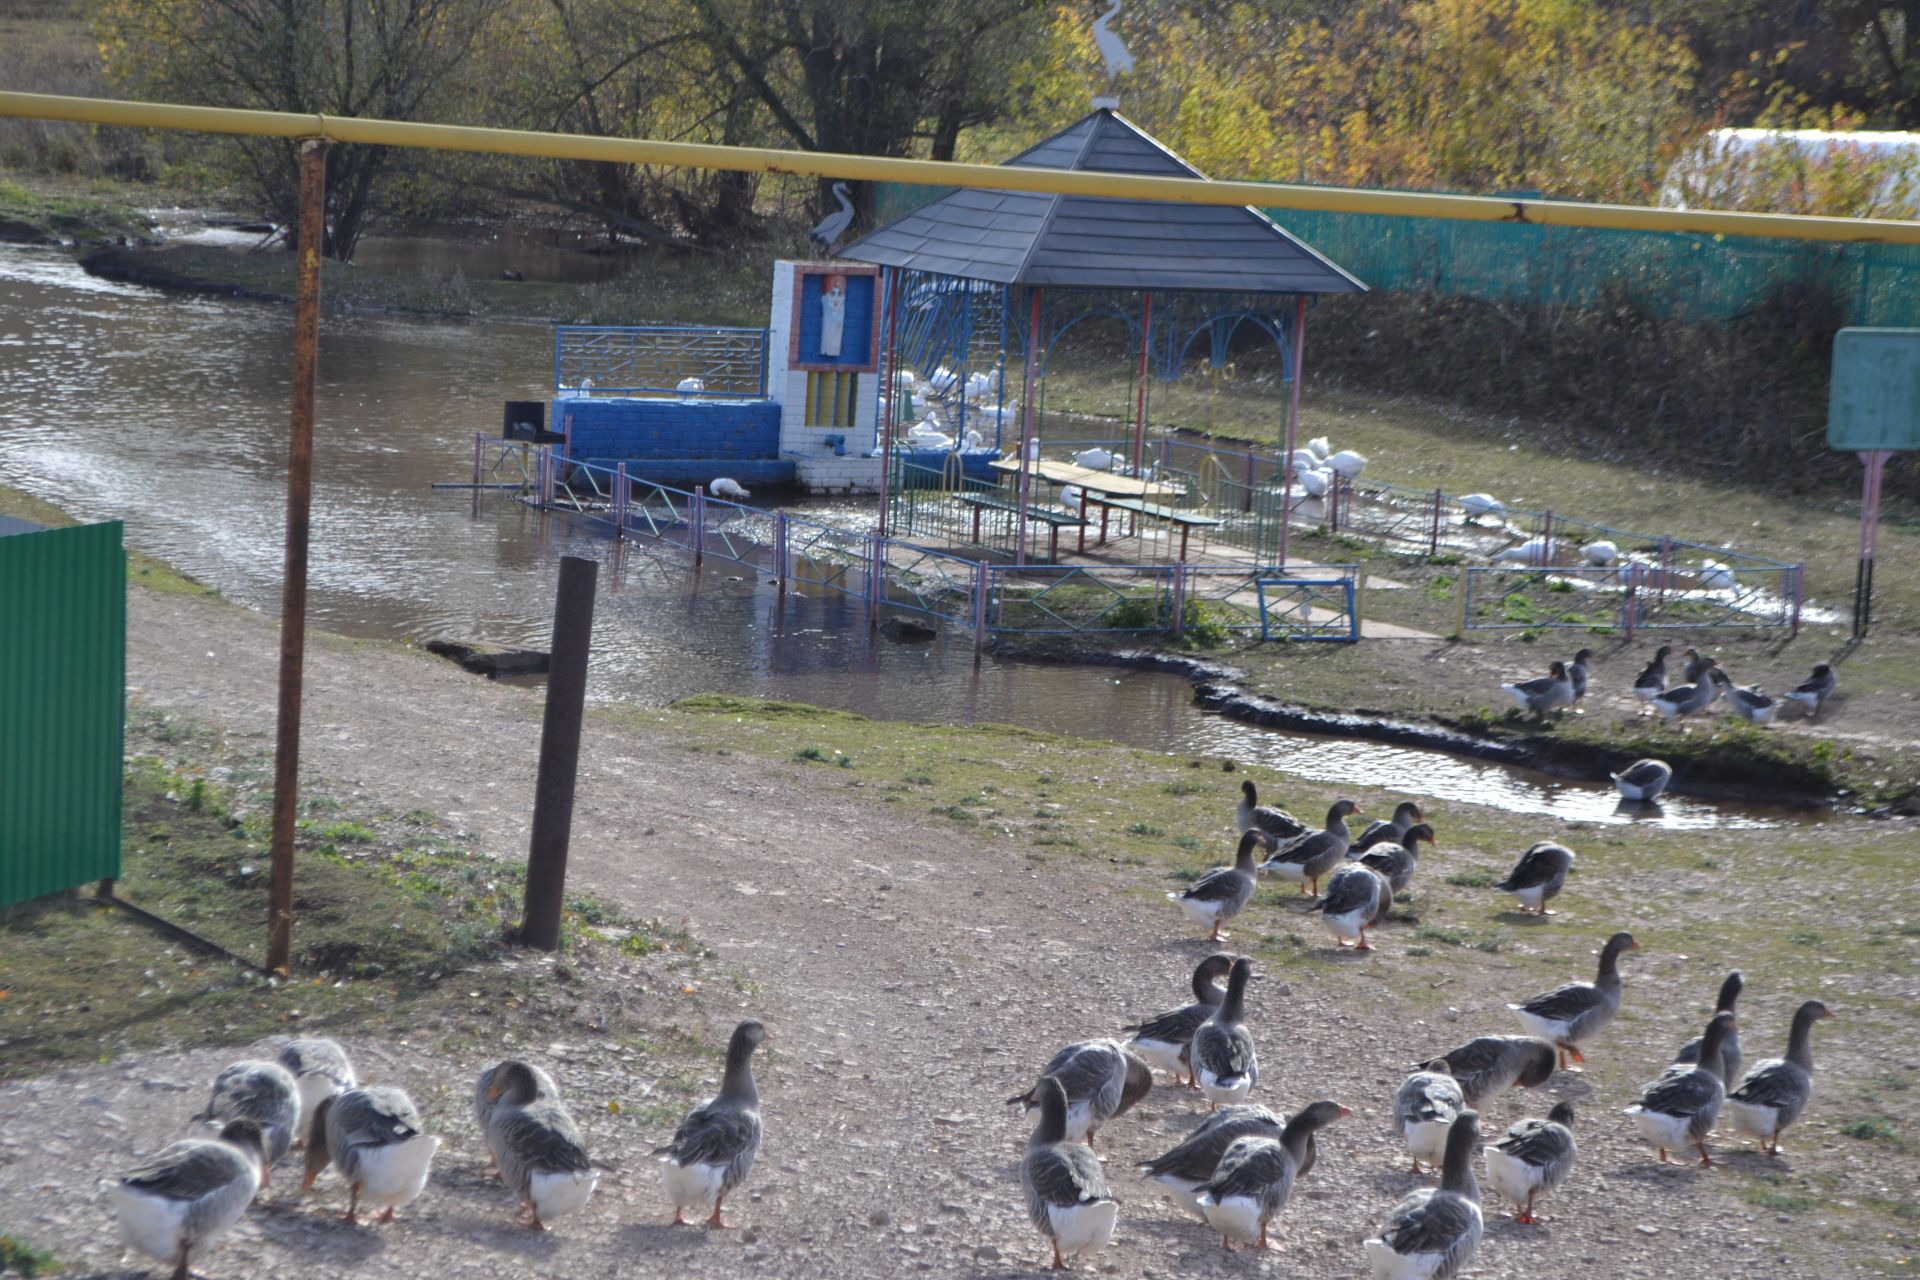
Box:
1015;287;1043;566
1130;290;1153;539
1278;295;1307;569
876;268;902;536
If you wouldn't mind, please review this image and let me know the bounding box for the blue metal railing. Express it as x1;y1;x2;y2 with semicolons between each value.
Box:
554;325;770;398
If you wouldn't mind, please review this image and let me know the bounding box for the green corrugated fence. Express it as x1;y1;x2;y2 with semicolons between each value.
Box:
870;181;1920;327
0;520;125;907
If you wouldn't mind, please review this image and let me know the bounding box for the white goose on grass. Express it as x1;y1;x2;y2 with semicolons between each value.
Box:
1580;539;1619;566
1328;449;1368;480
1457;493;1505;523
113;1119;269;1280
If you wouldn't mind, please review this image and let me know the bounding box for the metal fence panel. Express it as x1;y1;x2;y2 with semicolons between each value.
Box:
0;521;125;906
555;325;769;397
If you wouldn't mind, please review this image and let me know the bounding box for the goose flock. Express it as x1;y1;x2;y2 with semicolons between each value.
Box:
111;1026;763;1278
1502;644;1838;751
990;780;1844;1275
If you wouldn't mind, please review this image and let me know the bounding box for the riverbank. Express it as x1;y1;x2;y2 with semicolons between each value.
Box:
2;575;1914;1277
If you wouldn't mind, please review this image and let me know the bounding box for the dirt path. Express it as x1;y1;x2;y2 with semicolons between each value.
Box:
4;590;1858;1278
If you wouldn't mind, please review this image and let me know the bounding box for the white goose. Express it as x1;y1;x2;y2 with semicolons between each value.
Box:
1457;493;1505;523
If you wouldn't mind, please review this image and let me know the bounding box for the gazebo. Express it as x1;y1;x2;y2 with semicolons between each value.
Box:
835;107;1365;568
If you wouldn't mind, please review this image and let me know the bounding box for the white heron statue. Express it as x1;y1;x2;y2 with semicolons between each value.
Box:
1093;1;1134;78
808;182;856;254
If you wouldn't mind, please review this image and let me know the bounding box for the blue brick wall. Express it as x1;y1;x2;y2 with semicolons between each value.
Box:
557;398;782;465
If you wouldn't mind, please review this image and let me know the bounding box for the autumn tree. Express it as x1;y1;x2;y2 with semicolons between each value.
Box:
94;0;505;259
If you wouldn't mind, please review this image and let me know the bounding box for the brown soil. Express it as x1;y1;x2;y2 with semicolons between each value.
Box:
1;588;1907;1278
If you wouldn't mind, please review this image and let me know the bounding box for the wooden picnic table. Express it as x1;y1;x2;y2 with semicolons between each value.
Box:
986;456;1182;502
1075;493;1223;562
954;491;1086;563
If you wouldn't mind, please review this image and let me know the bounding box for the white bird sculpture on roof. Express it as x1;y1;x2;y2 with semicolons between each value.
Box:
1093;1;1134;79
809;182;855;255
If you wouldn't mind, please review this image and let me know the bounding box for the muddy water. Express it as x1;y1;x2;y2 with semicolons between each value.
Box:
0;245;1825;831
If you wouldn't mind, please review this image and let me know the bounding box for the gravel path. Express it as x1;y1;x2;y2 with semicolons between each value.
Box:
0;590;1873;1278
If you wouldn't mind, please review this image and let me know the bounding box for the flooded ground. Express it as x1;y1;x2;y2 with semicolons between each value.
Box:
0;243;1829;830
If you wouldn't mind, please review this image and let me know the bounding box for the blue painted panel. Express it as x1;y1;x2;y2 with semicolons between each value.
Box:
795;273;876;369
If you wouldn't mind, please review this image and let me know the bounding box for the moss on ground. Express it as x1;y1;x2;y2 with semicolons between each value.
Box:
0;177;152;244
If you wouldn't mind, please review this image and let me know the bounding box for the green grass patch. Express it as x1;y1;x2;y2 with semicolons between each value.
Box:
1840;1118;1901;1143
0;1235;61;1277
1445;868;1500;888
0;483;216;598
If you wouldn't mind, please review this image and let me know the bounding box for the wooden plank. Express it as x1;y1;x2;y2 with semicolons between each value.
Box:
987;456;1181;501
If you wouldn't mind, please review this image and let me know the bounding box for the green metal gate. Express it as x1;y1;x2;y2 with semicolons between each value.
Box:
0;519;125;906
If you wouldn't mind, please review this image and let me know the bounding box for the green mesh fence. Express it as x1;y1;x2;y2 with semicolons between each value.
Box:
870;182;1920;327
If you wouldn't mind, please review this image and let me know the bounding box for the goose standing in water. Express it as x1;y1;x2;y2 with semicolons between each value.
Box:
1675;971;1745;1085
1192;957;1260;1108
1610;758;1673;802
1359;824;1436;898
1136;1105;1290;1218
1261;799;1362;896
1632;645;1672;702
1394;1062;1465;1175
1168;830;1265;941
1417;1037;1556;1110
276;1037;356;1148
1783;663;1837;719
1625;1010;1736;1166
1727;1000;1834;1155
1364;1111;1484;1280
659;1019;764;1227
1508;932;1638;1071
1020;1075;1117;1271
302;1086;438;1223
1492;841;1575;915
113;1118;268;1280
1352;801;1426;854
203;1059;300;1175
1236;780;1307;840
1484;1101;1576;1225
1120;953;1233;1085
484;1059;598;1230
1196;1101;1349;1253
1008;1040;1152;1148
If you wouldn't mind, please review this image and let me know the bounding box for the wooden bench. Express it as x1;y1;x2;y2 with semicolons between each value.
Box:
1077;494;1224;561
955;492;1086;562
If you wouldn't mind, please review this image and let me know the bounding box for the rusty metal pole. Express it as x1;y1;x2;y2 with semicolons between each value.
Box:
266;138;326;976
521;554;598;951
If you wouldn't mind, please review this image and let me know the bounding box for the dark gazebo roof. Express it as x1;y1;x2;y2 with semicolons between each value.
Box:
836;109;1366;295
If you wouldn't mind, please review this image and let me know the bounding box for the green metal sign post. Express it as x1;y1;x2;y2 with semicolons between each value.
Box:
1827;329;1920;637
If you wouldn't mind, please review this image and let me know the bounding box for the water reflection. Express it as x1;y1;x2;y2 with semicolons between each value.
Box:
0;246;1829;833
